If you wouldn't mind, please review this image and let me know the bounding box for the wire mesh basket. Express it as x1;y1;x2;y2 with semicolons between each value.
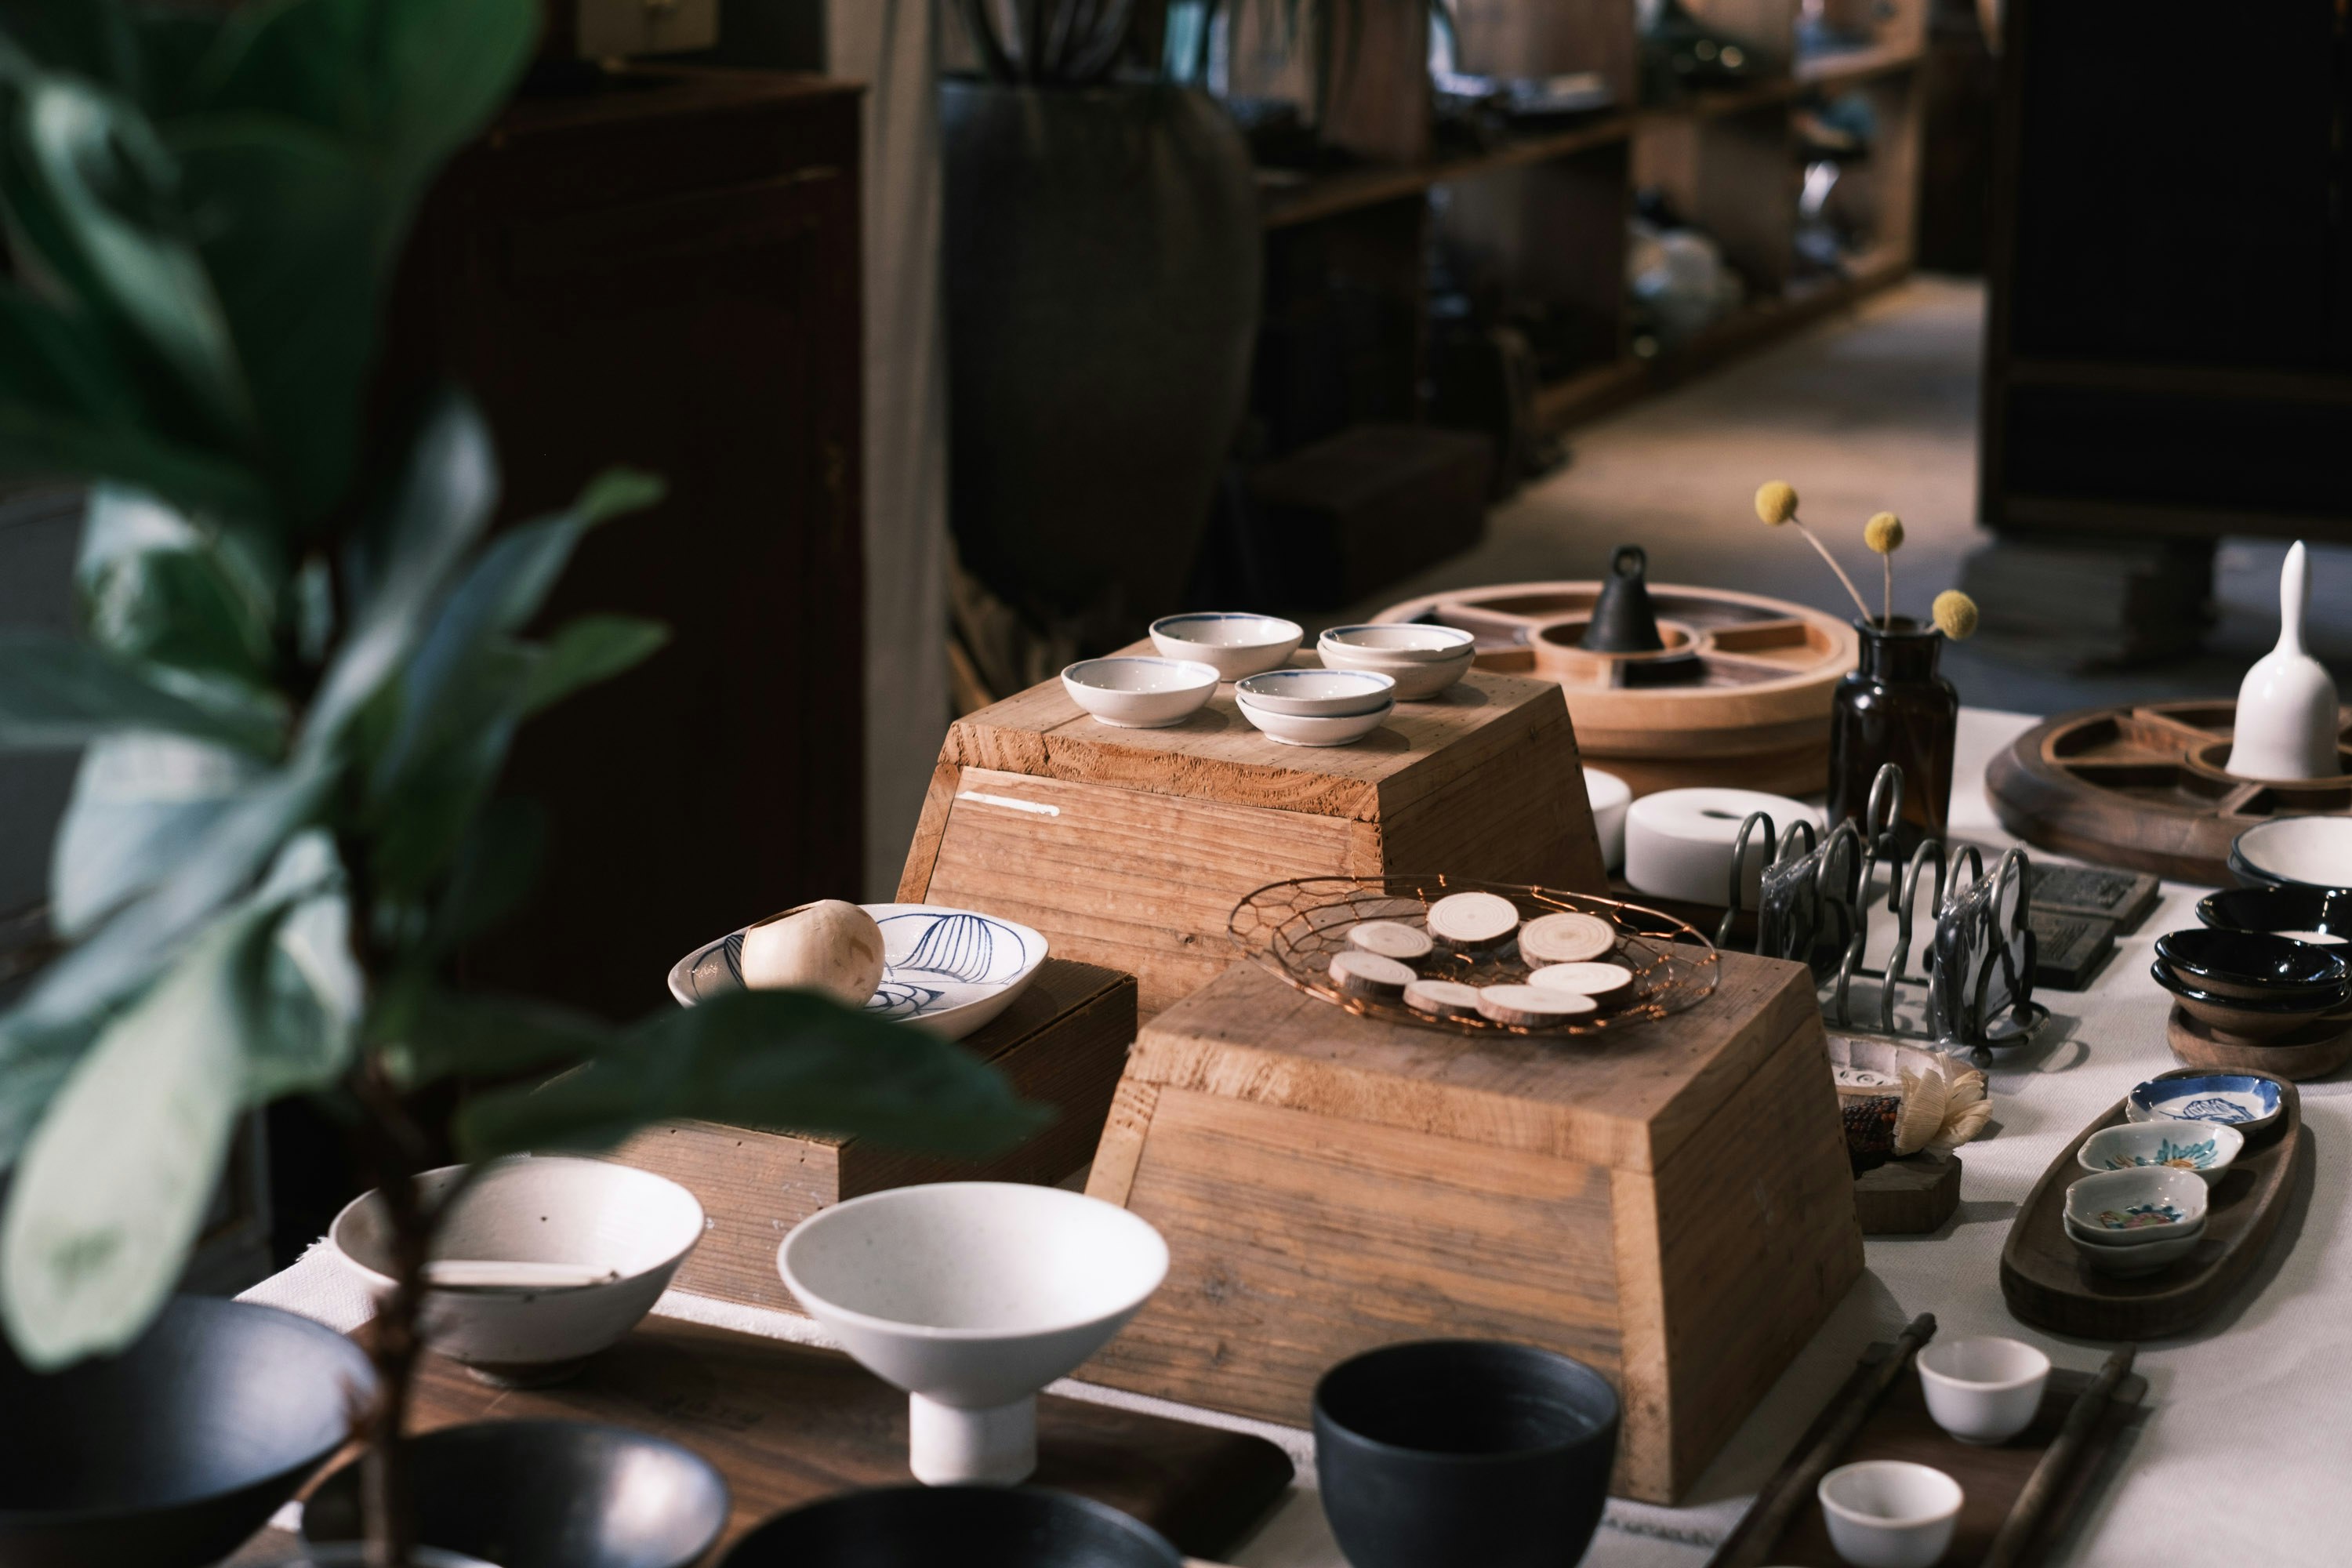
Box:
1228;874;1719;1036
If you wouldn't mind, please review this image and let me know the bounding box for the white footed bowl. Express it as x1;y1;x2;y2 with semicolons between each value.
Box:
1149;612;1304;680
779;1182;1168;1486
1235;668;1396;717
1317;626;1475;701
1062;657;1218;728
331;1158;703;1384
1238;695;1395;747
1917;1336;2050;1446
1582;768;1632;870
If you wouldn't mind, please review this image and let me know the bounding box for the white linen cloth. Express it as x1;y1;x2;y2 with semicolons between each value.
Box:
247;708;2351;1566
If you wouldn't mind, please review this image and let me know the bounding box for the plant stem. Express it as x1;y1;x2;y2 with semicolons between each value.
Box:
1793;520;1874;622
1883;552;1893;629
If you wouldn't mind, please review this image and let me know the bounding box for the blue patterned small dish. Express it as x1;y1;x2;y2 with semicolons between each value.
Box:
2078;1120;2244;1188
2127;1072;2285;1143
667;903;1048;1041
2063;1165;2208;1244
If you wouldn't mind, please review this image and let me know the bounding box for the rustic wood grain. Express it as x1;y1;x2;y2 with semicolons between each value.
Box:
2166;1005;2352;1081
1855;1149;1964;1234
394;1318;1293;1563
609;959;1134;1315
2000;1084;2308;1340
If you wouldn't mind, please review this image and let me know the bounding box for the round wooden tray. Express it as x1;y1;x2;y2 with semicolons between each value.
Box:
1984;700;2352;886
1374;579;1857;796
2166;1004;2352;1081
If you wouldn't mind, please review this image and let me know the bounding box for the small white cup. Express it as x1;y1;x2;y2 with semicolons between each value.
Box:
1917;1336;2051;1446
1818;1460;1963;1568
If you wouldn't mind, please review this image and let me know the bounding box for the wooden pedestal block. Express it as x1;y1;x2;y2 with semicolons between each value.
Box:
1079;952;1862;1504
899;655;1606;1018
611;958;1134;1315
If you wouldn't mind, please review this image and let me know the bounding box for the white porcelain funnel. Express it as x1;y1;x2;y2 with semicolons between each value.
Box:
779;1181;1169;1486
2227;541;2340;780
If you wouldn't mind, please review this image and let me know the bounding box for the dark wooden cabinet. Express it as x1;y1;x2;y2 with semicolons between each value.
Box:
393;67;866;1020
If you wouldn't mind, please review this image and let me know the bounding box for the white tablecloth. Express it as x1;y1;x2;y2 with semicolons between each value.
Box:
246;708;2350;1566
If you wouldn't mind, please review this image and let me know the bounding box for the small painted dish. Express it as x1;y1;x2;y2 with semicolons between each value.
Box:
2078;1120;2244;1188
2198;883;2352;947
2127;1071;2285;1142
2063;1212;2204;1276
1148;612;1304;681
2062;1165;2208;1242
2154;927;2350;1004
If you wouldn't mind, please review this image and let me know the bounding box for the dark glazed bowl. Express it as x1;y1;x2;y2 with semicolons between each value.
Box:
1313;1341;1621;1568
720;1486;1183;1568
2149;960;2347;1040
0;1295;376;1568
2198;884;2352;946
305;1420;729;1568
2154;927;2350;1004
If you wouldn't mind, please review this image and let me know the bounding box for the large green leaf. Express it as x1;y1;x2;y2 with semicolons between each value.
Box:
423;795;546;954
49;731;265;937
0;1010;98;1169
249;889;360;1098
0;629;280;753
521;615;668;717
0;901;268;1368
456;989;1054;1162
382;985;618;1089
77;485;278;683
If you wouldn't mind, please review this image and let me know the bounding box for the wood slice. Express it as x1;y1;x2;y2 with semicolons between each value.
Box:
1403;978;1484;1018
2000;1083;2308;1341
1348;920;1434;960
1475;983;1596;1025
1330;950;1417;997
1519;910;1620;964
1428;890;1521;945
1855;1150;1962;1235
1529;961;1635;1007
1377;579;1857;796
2167;1004;2352;1080
396;1316;1293;1563
1985;699;2352;886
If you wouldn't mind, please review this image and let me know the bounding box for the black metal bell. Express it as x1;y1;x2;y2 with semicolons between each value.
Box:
1581;545;1667;652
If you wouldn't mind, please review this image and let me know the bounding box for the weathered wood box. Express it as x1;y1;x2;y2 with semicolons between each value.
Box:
1079;952;1862;1504
898;655;1608;1018
610;958;1134;1314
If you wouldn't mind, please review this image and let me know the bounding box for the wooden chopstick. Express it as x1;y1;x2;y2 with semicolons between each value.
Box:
1981;1345;2136;1568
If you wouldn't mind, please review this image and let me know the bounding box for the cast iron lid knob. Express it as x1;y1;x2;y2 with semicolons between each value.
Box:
1582;545;1667;653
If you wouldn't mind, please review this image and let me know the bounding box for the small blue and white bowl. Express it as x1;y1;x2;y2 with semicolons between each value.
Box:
1062;656;1219;728
2063;1165;2208;1243
1149;612;1304;681
1235;668;1396;717
2127;1072;2285;1143
2078;1120;2244;1188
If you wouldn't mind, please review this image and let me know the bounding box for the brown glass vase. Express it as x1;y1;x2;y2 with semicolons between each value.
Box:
1828;618;1959;855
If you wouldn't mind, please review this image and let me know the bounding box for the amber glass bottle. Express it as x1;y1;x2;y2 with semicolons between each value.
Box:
1828;618;1958;855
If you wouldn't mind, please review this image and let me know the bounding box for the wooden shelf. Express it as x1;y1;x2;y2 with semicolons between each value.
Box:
1258;116;1633;230
1636;41;1924;122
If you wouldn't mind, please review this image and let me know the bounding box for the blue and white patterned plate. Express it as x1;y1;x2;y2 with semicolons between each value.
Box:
2127;1073;2283;1137
667;903;1048;1040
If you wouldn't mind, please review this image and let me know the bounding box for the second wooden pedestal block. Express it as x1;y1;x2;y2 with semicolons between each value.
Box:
1078;952;1861;1504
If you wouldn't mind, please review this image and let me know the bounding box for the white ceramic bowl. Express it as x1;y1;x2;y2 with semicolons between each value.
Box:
2064;1212;2205;1276
1916;1336;2050;1446
331;1158;703;1384
2232;816;2352;890
2062;1164;2208;1242
1817;1460;1963;1568
1061;656;1218;728
1237;694;1395;748
1234;668;1396;717
1317;625;1477;701
1583;768;1632;871
1149;612;1303;680
2077;1119;2244;1187
779;1181;1169;1486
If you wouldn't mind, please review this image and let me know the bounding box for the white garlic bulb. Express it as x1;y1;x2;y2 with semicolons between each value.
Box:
739;900;885;1006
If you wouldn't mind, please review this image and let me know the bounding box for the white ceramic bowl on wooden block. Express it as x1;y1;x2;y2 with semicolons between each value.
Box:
1915;1336;2049;1446
1061;656;1218;728
1237;693;1394;747
330;1157;703;1385
1234;668;1396;717
779;1182;1168;1486
1817;1461;1962;1568
1316;625;1476;700
1148;612;1304;680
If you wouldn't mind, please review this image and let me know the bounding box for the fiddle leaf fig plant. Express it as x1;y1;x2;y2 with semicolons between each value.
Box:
0;0;1046;1559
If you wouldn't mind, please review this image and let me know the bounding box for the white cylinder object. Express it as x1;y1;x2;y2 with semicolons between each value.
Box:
1581;768;1633;871
909;1392;1036;1486
1624;788;1821;908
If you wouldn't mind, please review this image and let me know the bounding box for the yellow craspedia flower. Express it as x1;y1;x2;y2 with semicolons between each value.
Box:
1933;590;1979;640
1864;512;1904;554
1755;481;1799;525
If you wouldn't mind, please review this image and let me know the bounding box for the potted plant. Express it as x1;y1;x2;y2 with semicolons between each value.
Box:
0;2;1043;1562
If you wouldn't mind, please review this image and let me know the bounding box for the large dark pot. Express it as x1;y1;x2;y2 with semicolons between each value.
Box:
942;78;1260;645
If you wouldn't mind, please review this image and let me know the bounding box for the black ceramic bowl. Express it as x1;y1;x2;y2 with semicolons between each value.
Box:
2148;960;2344;1041
2154;927;2350;1004
1313;1341;1621;1568
719;1486;1182;1568
2198;884;2352;946
0;1295;376;1568
306;1420;729;1568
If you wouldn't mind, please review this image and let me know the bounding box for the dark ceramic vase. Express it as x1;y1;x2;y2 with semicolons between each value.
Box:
1313;1340;1621;1568
1828;617;1959;855
940;78;1261;647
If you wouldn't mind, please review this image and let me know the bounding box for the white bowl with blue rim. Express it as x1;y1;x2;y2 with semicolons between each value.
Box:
1061;656;1219;728
2063;1164;2208;1243
2078;1120;2244;1188
1316;624;1476;700
1149;612;1303;680
667;903;1048;1041
2127;1071;2285;1142
1236;697;1394;749
1234;668;1396;717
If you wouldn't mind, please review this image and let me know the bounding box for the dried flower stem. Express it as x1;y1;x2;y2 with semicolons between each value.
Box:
1883;553;1893;628
1792;521;1874;622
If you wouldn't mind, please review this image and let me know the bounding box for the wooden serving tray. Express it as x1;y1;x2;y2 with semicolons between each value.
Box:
397;1317;1294;1561
1709;1340;2146;1568
2000;1082;2307;1340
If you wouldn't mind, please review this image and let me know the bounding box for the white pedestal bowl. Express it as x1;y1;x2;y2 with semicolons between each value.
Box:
778;1182;1170;1486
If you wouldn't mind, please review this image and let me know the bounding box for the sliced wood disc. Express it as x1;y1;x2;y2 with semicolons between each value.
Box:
1519;911;1618;964
1348;920;1435;961
1529;961;1635;1007
1403;978;1484;1018
1330;950;1417;997
1427;891;1521;946
1476;984;1597;1025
